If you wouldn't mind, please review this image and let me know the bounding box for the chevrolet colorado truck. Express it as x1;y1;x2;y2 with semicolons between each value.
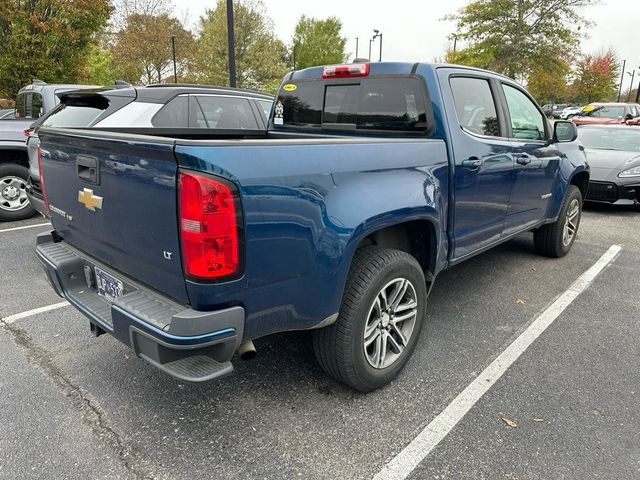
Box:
35;63;589;392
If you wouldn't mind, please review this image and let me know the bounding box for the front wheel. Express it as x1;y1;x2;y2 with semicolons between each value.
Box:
313;247;427;392
534;185;582;257
0;163;36;222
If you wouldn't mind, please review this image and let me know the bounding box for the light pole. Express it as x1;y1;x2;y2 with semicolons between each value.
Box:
171;35;177;83
226;0;236;87
368;38;372;61
617;59;626;102
355;37;359;59
372;29;382;62
627;70;636;102
452;34;458;53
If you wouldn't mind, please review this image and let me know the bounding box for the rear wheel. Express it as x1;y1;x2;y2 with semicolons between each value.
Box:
534;185;582;257
313;247;427;392
0;163;36;222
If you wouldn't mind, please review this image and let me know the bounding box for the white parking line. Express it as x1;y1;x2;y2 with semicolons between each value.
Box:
373;244;623;480
0;222;51;233
1;301;70;326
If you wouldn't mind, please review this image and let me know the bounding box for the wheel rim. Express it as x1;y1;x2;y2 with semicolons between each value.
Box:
562;198;580;246
363;277;418;369
0;175;29;212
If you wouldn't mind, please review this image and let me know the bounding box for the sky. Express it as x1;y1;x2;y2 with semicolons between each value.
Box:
176;0;640;86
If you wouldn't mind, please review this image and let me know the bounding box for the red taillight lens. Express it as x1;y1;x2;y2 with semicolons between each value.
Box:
178;171;240;280
37;145;49;212
322;63;370;78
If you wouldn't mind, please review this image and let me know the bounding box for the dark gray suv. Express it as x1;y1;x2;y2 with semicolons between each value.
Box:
27;84;274;216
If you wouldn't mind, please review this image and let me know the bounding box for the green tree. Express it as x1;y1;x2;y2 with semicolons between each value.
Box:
112;13;194;84
0;0;112;97
570;49;620;103
193;0;288;92
292;16;347;69
446;0;594;80
80;44;122;85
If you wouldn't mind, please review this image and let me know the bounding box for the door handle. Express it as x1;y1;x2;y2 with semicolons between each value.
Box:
515;154;531;166
462;157;483;169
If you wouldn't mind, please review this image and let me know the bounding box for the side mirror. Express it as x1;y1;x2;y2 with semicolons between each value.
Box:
624;113;633;121
553;121;578;143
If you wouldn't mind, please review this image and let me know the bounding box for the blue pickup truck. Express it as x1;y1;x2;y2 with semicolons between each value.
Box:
35;63;589;392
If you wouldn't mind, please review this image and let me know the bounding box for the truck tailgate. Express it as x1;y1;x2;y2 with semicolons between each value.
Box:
38;129;189;304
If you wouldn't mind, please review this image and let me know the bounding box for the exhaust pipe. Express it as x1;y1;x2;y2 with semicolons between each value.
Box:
238;340;257;360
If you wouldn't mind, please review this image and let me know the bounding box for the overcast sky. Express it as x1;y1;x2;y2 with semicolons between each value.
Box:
177;0;639;84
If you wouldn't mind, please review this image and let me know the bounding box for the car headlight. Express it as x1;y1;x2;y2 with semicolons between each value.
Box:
619;166;640;178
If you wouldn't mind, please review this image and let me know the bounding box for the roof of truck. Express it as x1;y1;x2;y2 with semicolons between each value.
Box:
286;62;514;82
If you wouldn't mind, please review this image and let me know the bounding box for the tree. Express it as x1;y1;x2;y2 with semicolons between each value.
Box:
193;0;289;92
112;13;194;84
80;44;122;85
570;49;620;103
110;0;173;30
526;62;571;105
0;0;112;97
446;0;594;80
292;16;347;70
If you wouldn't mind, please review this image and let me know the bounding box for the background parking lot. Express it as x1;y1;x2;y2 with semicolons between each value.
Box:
1;204;639;480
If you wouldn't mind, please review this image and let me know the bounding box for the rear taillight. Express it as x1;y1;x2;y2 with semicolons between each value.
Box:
322;63;370;78
37;145;49;212
178;171;241;280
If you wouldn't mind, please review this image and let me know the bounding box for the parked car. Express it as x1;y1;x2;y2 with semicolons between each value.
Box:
26;84;274;216
552;103;569;119
0;80;99;221
560;105;584;120
578;124;640;205
35;62;588;392
572;102;640;126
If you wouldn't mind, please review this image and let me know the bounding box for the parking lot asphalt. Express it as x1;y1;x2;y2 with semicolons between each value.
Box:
1;204;638;480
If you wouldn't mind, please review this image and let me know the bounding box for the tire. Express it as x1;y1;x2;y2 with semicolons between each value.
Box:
534;185;582;257
313;247;427;392
0;163;36;222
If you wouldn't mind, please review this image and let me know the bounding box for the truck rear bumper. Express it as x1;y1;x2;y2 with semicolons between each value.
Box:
36;231;244;383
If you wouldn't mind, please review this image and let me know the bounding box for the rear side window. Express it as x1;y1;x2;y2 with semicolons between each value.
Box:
194;96;259;129
152;95;189;127
257;99;273;120
276;77;429;132
450;77;500;137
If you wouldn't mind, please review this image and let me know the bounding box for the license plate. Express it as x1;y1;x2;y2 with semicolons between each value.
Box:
95;266;124;301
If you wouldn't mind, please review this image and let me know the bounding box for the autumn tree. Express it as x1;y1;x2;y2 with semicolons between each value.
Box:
112;13;194;84
0;0;112;97
526;61;571;105
446;0;594;80
292;16;347;69
193;0;289;92
570;49;620;103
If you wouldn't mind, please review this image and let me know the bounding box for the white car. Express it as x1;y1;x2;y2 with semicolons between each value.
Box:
560;105;584;120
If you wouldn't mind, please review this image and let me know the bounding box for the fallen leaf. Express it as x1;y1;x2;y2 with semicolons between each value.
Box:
533;418;544;422
515;299;526;305
501;417;517;428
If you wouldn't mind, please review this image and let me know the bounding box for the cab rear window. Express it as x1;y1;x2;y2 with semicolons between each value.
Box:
275;77;429;132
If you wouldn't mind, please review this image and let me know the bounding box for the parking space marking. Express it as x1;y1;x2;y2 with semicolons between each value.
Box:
0;222;51;233
373;244;623;480
1;301;69;326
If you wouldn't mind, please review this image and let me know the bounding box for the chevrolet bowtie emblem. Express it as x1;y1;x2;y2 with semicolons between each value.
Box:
78;188;103;211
